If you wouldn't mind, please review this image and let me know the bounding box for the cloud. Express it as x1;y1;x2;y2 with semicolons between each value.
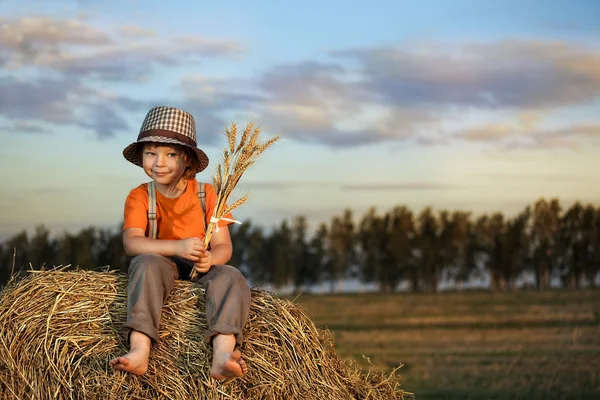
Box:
179;62;360;145
25;186;77;195
0;75;151;139
118;25;155;38
257;61;354;105
0;76;88;123
0;15;111;69
46;39;239;82
3;13;600;152
234;39;600;149
0;14;243;138
334;40;600;108
177;62;436;147
457;119;600;150
230;180;462;192
0;120;47;134
560;123;600;137
341;183;461;191
253;61;406;146
0;14;112;48
78;102;130;139
238;182;292;190
469;172;597;182
183;39;600;149
0;15;242;80
527;123;600;150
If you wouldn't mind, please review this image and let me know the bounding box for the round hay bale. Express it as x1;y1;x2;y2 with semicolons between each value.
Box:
0;269;412;400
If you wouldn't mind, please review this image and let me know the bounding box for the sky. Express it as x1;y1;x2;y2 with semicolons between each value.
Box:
1;0;599;242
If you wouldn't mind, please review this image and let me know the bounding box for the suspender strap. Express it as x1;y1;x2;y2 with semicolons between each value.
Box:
147;181;158;239
146;180;206;239
196;180;206;233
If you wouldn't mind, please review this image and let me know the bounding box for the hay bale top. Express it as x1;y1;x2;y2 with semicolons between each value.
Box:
0;269;412;400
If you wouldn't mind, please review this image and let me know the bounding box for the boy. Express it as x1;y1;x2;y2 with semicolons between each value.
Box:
109;106;251;380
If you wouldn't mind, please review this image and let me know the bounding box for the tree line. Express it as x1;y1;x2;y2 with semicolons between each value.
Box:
1;197;599;293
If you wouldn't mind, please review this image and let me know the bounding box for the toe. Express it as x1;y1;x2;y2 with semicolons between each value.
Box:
112;363;126;372
109;357;121;367
238;358;247;374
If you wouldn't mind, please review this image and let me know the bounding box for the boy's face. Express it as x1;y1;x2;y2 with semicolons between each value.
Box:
142;144;188;185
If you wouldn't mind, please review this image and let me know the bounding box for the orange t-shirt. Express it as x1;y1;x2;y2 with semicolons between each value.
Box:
123;179;234;241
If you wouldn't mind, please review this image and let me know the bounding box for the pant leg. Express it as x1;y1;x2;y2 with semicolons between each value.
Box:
197;264;251;346
123;253;179;344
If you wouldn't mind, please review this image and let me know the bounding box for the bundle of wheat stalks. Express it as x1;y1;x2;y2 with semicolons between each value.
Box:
0;269;412;400
191;122;279;279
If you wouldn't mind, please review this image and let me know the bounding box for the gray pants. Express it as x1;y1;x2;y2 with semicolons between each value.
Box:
122;253;251;346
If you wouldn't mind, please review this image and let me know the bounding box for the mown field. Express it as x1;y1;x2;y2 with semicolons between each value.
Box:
293;289;600;400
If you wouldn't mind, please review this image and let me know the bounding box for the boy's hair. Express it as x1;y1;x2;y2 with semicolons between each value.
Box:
137;142;200;180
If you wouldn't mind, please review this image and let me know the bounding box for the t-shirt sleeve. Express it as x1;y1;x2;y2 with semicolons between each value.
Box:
205;183;235;228
123;185;149;232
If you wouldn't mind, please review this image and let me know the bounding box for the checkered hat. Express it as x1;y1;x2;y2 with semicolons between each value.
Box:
122;106;209;173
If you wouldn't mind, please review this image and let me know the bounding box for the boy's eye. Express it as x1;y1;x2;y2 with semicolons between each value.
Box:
168;153;178;157
145;151;155;156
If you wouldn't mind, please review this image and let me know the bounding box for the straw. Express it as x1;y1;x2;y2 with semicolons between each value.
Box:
0;269;412;400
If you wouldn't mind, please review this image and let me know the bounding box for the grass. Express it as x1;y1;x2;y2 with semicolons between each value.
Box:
292;289;600;400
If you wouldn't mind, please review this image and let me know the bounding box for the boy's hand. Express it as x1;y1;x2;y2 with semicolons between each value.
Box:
194;249;212;274
176;237;204;261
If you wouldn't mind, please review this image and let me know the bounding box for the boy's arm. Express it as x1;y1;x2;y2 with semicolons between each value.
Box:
123;228;203;261
207;226;233;265
193;226;233;273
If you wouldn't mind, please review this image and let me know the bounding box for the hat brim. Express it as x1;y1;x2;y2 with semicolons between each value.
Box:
122;136;209;173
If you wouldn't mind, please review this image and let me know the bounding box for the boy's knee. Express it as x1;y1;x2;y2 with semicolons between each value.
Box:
214;265;249;289
129;253;174;277
131;253;162;265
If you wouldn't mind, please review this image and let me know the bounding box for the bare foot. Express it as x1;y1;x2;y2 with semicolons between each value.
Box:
109;347;149;375
210;349;247;380
109;331;151;375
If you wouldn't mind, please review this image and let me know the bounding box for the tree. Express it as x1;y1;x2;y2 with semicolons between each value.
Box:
438;211;472;288
589;206;600;287
385;206;417;293
559;203;597;288
501;208;531;290
358;207;383;290
531;198;561;290
416;207;441;292
469;213;506;291
2;196;600;291
306;223;328;290
272;220;293;289
229;219;253;276
96;225;127;273
247;221;293;289
464;216;484;288
358;207;404;293
29;225;56;270
327;209;355;293
289;216;311;294
0;230;29;284
245;226;269;284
